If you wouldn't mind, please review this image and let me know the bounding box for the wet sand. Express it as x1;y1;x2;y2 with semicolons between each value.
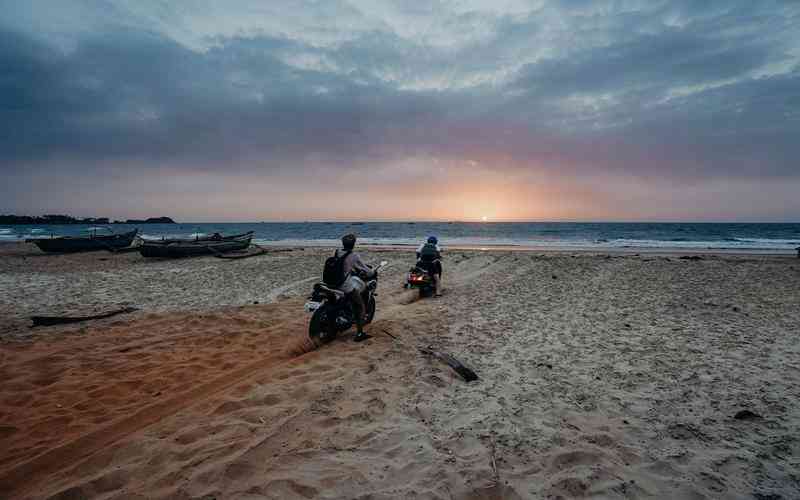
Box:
1;242;799;499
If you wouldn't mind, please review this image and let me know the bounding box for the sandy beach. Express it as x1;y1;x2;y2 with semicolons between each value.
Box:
1;242;799;499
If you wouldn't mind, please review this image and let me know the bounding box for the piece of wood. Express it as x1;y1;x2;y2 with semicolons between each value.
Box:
214;245;303;260
97;241;140;254
489;435;500;485
379;329;478;382
214;244;269;260
109;245;141;254
419;346;479;382
380;328;399;340
31;307;138;327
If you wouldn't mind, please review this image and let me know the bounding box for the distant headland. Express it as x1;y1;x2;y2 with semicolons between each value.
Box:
0;214;176;225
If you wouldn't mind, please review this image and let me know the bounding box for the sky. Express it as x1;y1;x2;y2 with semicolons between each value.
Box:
1;0;799;222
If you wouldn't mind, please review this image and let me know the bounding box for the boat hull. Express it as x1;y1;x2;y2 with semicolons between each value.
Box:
152;231;254;244
29;230;139;253
139;236;252;258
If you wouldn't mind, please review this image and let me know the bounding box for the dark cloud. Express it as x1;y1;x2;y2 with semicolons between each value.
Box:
513;33;772;98
0;27;453;170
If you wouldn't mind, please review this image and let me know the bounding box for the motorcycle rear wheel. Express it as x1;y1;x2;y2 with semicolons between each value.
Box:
309;307;336;343
365;295;376;324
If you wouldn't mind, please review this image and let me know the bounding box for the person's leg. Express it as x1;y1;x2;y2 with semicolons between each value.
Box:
351;290;365;333
350;279;370;341
434;260;443;296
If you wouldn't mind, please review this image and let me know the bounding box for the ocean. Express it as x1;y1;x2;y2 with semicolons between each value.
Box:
2;222;799;252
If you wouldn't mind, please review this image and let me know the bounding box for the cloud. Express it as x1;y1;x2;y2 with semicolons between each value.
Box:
0;0;798;219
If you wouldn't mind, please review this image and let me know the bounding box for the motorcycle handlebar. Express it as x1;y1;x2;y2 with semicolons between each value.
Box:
355;261;388;280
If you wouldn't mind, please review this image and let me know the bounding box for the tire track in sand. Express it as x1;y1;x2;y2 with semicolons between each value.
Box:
378;253;514;320
263;275;318;302
16;279;316;367
0;315;304;499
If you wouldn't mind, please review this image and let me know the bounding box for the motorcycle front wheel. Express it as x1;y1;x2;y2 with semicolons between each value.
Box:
309;306;336;343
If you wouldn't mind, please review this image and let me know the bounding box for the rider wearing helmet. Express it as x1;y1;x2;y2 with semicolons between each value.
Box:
416;235;443;297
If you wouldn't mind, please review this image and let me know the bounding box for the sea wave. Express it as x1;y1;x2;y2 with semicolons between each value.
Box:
602;239;793;249
3;223;799;252
253;236;800;251
729;237;800;245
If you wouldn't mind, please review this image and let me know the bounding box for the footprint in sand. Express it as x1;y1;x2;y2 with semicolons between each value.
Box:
0;425;18;439
31;375;60;387
366;397;387;416
549;448;610;472
581;432;616;448
262;479;318;499
224;461;256;481
213;400;247;416
261;394;282;405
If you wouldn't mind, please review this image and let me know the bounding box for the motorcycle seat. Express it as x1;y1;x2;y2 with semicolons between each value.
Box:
314;282;346;300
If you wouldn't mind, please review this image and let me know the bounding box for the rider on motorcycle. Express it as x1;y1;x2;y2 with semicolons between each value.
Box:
416;235;443;297
335;233;375;341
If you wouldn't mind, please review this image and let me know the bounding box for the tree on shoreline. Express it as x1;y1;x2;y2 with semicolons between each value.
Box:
0;215;174;225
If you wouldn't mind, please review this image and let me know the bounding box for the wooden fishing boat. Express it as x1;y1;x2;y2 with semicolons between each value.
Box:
138;232;253;258
27;229;139;253
151;231;254;244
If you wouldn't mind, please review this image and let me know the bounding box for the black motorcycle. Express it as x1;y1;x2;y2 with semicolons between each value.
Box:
305;261;388;342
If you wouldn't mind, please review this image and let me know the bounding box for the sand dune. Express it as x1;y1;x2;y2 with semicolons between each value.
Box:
1;245;799;498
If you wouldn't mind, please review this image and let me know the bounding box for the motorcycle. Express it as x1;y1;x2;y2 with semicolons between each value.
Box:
305;261;389;343
405;263;436;298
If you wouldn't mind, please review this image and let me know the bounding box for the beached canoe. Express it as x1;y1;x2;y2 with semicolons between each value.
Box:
138;233;253;258
150;231;254;244
27;229;139;253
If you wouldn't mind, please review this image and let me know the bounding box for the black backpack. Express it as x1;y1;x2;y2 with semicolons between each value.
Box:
419;243;439;262
323;249;351;287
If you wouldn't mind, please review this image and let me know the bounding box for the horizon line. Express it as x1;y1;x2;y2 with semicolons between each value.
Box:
45;219;800;224
2;215;799;224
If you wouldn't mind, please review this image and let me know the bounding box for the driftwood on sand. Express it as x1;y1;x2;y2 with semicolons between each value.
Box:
31;307;138;327
419;347;479;382
108;245;142;254
214;245;301;260
381;329;478;382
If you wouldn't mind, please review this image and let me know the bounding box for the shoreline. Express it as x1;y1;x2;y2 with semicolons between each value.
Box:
3;239;797;257
259;241;798;257
359;243;798;256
